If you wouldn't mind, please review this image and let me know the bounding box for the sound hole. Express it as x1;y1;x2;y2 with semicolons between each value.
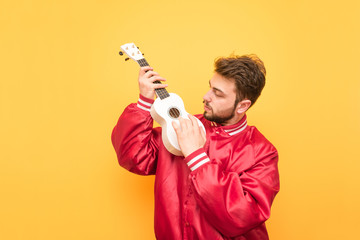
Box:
168;107;180;119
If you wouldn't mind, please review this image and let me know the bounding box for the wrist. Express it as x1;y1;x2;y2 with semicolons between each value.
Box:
183;147;200;158
139;90;155;100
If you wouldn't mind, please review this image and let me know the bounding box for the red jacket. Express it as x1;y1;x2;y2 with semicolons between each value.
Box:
111;95;280;240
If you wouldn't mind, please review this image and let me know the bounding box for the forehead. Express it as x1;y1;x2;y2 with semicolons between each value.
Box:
210;72;236;95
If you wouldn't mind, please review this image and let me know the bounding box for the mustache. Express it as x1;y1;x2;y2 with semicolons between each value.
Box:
203;100;211;108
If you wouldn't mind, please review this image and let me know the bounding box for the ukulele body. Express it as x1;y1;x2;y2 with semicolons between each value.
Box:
150;93;206;156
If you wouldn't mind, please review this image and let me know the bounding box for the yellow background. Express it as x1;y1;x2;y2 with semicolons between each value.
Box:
1;0;359;239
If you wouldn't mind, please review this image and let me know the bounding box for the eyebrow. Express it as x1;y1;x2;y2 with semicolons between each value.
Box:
209;80;225;94
213;87;225;94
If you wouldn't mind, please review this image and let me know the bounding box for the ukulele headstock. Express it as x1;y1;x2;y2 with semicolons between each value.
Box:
119;43;144;61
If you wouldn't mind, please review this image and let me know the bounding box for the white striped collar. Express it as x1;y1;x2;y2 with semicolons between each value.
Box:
210;115;248;136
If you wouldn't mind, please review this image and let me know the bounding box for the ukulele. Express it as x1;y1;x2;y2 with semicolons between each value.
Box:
119;42;206;156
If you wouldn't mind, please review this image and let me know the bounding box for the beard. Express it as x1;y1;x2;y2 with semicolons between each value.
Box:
203;100;237;125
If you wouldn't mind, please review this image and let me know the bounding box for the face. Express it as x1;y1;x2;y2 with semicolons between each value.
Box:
203;73;239;125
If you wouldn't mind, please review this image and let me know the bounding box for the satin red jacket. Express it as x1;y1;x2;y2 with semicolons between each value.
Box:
111;95;280;240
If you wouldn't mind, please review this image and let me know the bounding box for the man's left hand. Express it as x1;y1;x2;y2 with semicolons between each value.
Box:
172;115;206;157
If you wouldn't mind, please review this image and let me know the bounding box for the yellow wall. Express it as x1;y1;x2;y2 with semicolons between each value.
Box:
1;0;359;239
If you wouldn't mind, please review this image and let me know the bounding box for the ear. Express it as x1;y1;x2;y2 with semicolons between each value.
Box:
236;100;251;114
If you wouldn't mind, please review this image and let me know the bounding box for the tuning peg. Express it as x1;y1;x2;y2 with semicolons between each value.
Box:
142;53;144;56
125;58;130;61
119;51;124;56
137;47;140;49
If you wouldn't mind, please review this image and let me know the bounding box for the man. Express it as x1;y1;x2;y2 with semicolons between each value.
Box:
111;54;280;239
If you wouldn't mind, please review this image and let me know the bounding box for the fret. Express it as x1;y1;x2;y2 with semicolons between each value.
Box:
136;58;150;67
136;58;170;100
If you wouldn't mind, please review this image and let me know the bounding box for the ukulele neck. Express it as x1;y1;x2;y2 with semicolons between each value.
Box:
137;58;170;100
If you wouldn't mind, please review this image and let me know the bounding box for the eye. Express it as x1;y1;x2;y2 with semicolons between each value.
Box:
213;90;224;97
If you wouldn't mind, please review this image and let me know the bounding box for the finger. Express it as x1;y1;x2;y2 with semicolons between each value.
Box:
150;76;166;83
143;71;154;78
189;115;202;137
188;114;198;128
189;114;205;140
144;70;160;78
184;117;192;130
172;120;180;134
140;66;153;75
178;117;187;131
153;83;168;89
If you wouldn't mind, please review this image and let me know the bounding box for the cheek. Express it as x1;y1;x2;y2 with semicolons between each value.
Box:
215;99;235;112
212;100;224;110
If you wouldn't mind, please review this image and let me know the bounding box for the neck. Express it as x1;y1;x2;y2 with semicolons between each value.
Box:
220;112;246;126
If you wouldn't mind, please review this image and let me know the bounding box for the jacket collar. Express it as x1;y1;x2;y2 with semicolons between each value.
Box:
210;115;248;136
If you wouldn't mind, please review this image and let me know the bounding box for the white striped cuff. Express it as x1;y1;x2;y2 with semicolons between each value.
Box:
137;95;154;112
185;148;210;171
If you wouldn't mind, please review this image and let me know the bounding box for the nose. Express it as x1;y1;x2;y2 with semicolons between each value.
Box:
203;90;212;102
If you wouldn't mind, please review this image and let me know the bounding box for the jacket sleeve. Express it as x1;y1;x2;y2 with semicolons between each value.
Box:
185;143;280;237
111;95;160;175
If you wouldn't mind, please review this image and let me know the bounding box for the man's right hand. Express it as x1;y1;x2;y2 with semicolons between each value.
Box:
138;66;167;99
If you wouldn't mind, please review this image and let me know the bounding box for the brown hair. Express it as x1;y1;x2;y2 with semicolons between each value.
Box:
214;54;266;107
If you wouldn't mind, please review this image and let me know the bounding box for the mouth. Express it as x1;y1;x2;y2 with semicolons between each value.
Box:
203;102;212;112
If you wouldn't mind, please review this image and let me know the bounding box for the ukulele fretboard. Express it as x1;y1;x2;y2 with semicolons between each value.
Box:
137;58;170;100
